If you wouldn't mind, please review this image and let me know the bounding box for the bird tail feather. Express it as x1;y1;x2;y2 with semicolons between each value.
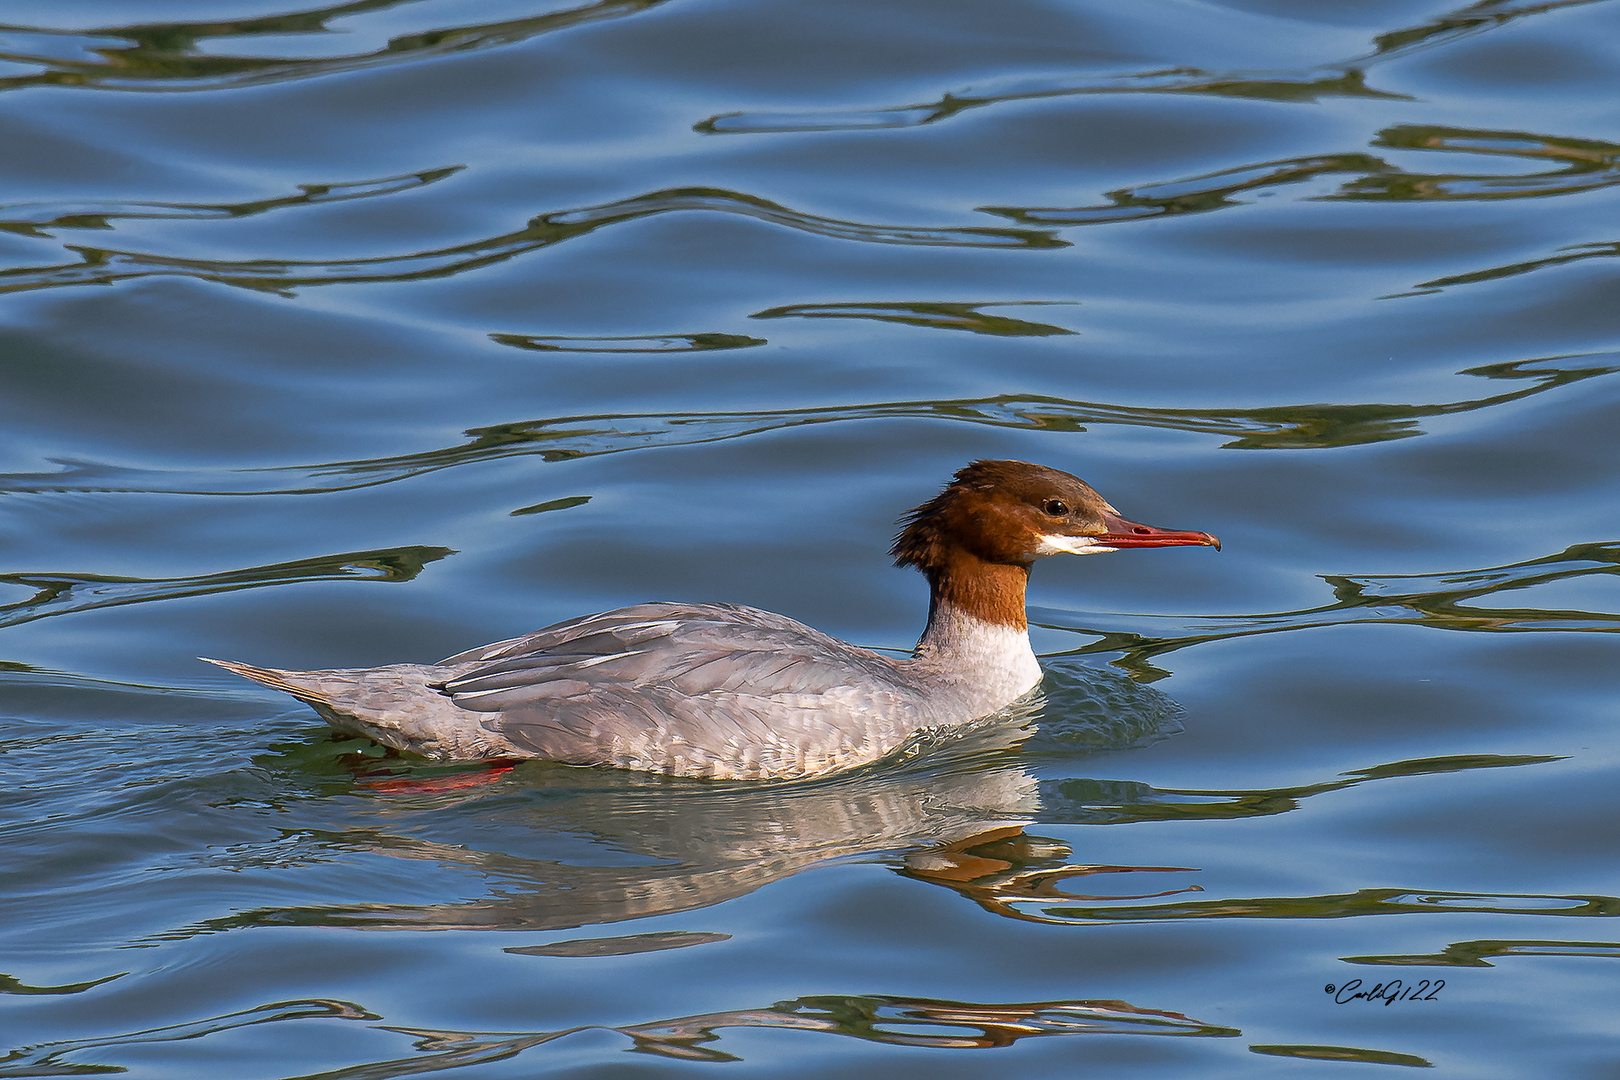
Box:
200;657;331;704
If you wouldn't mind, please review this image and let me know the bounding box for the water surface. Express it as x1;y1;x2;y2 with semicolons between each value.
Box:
3;1;1619;1076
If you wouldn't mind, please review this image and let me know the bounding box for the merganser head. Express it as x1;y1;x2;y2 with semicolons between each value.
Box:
891;459;1219;573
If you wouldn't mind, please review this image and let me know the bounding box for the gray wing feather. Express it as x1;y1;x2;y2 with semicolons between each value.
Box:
432;602;926;779
438;602;903;708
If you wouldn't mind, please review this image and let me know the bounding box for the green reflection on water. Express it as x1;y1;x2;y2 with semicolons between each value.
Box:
1040;887;1619;924
1251;1044;1432;1068
751;300;1077;337
1343;937;1620;967
509;494;591;517
0;971;124;996
1413;239;1620;293
1041;753;1562;826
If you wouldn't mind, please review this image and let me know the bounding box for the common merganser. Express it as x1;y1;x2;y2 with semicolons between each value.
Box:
206;460;1217;780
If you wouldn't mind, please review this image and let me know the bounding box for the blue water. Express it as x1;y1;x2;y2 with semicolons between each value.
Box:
3;0;1619;1075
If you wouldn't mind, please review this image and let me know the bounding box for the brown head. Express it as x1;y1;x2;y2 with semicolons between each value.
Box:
891;460;1219;628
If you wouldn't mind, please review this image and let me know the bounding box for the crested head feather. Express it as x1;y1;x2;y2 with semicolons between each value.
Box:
891;459;1054;571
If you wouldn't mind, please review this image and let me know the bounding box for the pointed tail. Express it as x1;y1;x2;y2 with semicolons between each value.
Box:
201;657;331;705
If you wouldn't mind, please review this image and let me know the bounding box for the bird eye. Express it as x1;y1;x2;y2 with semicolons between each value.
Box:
1042;498;1069;517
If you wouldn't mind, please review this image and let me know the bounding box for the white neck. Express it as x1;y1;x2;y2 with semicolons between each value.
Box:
907;600;1043;712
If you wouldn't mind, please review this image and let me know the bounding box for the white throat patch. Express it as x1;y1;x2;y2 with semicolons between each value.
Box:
1036;533;1117;556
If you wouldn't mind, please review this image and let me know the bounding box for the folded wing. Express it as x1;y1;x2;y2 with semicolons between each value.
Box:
434;602;925;779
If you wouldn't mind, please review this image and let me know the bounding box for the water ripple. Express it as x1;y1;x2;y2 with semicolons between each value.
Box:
916;755;1561;924
0;167;461;239
0;0;675;94
0;993;1235;1076
8;126;1604;303
1038;754;1561;828
1047;540;1620;677
142;753;1548;937
0;185;1061;298
2;354;1606;497
696;0;1609;134
0;545;452;630
981;126;1620;228
697;69;1407;135
0;999;378;1079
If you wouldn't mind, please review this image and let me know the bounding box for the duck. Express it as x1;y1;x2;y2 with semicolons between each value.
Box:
206;460;1217;780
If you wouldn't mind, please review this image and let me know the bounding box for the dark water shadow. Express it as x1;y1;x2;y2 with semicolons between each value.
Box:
697;0;1606;133
1045;540;1620;679
0;993;1235;1077
0;545;452;630
0;0;675;94
6;354;1609;497
0;971;123;997
490;332;767;353
506;929;730;956
750;300;1078;337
